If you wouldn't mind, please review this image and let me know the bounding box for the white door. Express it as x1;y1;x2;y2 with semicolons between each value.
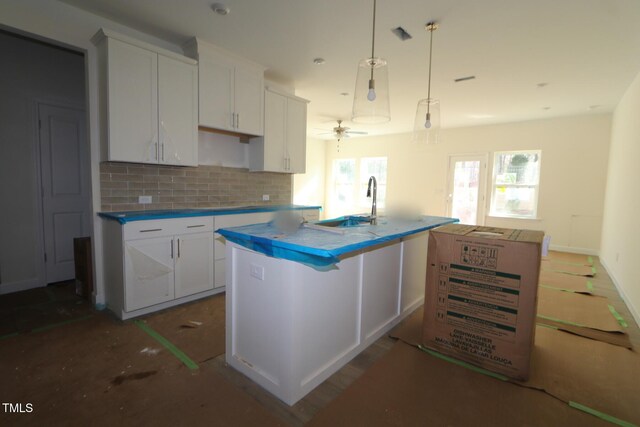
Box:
39;103;92;284
446;154;488;225
158;55;198;166
174;232;214;298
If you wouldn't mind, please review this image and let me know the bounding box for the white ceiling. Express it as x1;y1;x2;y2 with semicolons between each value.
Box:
60;0;640;138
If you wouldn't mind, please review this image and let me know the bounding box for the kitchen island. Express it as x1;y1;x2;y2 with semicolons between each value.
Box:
217;215;457;405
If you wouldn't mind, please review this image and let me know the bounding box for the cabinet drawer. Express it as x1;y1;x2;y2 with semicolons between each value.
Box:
124;217;214;240
124;219;177;240
173;216;214;234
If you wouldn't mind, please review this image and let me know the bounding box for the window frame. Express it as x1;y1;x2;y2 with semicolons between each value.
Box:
489;150;542;219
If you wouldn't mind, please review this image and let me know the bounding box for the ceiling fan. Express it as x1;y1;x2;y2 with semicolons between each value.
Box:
318;120;368;140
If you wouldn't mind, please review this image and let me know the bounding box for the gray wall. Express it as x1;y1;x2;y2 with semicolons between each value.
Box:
0;31;85;289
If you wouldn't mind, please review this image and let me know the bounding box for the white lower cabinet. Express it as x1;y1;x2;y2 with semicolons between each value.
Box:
174;231;214;298
104;216;216;319
124;236;175;312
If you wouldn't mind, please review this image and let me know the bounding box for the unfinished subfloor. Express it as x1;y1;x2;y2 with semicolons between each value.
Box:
1;255;639;426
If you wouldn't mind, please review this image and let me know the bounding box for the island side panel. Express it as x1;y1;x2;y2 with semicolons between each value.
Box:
400;232;429;314
361;242;403;342
226;244;290;390
291;254;363;392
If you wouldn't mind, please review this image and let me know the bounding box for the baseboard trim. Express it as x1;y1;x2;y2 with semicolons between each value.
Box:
548;244;599;256
0;279;44;295
600;258;640;328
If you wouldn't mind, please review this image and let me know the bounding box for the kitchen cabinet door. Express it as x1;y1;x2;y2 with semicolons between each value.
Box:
174;231;214;298
286;97;307;173
198;53;235;131
249;88;308;173
262;90;287;172
234;65;264;135
124;236;174;311
107;39;158;164
158;55;198;166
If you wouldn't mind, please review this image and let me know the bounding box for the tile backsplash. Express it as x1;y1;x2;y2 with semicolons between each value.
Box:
100;162;292;212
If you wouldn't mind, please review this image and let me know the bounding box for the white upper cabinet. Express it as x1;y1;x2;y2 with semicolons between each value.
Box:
184;38;265;136
249;87;308;173
93;29;198;166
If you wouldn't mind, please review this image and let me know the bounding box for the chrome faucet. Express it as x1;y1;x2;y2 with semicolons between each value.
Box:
366;176;377;225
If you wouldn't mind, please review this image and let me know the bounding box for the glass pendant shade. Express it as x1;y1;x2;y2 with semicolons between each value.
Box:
352;57;390;124
412;98;440;144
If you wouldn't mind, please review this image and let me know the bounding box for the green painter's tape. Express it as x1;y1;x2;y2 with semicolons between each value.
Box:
587;256;594;265
569;401;637;427
418;345;509;381
587;281;595;291
536;323;559;330
0;332;20;341
31;314;93;333
537;314;586;328
591;266;597;276
608;305;628;328
134;320;198;371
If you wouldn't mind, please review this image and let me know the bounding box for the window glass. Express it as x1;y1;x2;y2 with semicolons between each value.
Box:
490;151;541;218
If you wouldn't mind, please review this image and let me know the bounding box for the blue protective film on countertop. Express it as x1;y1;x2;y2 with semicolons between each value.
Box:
217;215;458;267
98;205;322;224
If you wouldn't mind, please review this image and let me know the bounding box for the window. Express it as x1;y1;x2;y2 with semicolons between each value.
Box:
330;157;387;216
490;150;541;219
359;157;387;210
333;159;356;209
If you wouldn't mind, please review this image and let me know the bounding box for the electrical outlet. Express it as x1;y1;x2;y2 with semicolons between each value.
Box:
138;195;152;204
262;194;270;201
250;263;264;280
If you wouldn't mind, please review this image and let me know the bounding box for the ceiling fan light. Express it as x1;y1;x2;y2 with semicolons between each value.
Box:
413;98;440;144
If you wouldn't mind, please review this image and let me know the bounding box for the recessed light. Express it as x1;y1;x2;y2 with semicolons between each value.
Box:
589;105;601;110
211;3;230;15
542;106;551;110
537;82;549;88
313;57;326;65
340;92;349;96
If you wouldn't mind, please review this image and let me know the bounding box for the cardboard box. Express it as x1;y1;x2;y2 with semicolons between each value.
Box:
423;224;544;380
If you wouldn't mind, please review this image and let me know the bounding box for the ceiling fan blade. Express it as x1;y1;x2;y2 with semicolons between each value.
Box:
346;131;368;135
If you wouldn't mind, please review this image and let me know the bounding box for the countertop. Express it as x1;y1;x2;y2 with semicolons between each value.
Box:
98;204;322;224
217;215;458;267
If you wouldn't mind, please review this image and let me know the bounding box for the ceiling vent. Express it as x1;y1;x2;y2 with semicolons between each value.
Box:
391;27;412;41
454;76;476;83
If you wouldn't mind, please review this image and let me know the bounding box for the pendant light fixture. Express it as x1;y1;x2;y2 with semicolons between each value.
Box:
352;0;390;124
413;22;440;144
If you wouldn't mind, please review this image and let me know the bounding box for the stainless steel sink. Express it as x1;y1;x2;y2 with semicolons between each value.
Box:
316;215;371;228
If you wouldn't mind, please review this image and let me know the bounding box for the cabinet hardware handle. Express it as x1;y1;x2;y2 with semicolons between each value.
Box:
140;228;162;233
236;113;240;129
161;143;164;162
155;141;158;161
177;238;181;258
187;224;205;228
170;239;174;259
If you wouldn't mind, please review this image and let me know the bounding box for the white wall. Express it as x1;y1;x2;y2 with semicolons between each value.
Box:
324;114;611;253
600;70;640;324
198;131;249;168
0;0;187;306
293;137;326;217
